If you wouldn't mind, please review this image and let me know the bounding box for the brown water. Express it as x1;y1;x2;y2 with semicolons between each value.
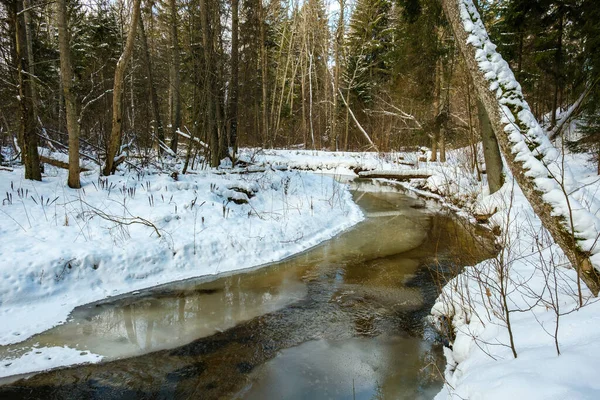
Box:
0;179;494;399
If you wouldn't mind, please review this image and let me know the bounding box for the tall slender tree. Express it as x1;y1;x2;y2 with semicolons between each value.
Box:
103;0;142;176
138;6;165;153
14;0;41;180
169;0;181;153
57;0;81;188
228;0;239;156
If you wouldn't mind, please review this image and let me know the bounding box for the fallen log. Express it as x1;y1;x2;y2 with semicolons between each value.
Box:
40;155;90;172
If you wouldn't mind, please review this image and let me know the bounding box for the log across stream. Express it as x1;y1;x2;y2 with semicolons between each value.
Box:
0;179;495;400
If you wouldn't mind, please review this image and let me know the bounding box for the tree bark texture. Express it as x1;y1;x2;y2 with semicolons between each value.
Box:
169;0;181;153
442;0;600;295
22;0;39;129
477;100;503;194
228;0;239;153
258;0;268;147
138;12;165;152
200;0;219;167
103;0;142;176
15;0;41;181
57;0;81;188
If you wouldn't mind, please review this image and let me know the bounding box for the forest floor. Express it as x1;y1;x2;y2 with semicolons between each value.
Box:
1;146;599;399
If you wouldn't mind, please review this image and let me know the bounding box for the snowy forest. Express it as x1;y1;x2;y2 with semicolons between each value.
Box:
1;0;600;398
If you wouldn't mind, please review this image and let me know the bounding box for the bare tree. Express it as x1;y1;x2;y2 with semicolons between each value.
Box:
258;0;268;147
138;6;165;153
228;0;239;157
57;0;81;188
103;0;143;176
169;0;181;154
200;0;218;166
14;0;41;180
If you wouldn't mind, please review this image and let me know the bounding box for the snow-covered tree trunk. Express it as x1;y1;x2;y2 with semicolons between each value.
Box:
442;0;600;295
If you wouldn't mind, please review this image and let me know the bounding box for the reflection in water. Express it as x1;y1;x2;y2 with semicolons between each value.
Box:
0;179;494;399
240;336;440;400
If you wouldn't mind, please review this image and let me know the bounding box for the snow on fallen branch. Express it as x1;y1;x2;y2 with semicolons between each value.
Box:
443;0;600;294
177;128;208;149
358;169;431;180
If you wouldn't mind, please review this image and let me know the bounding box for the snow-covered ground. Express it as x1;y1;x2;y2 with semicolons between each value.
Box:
426;150;600;399
0;152;366;377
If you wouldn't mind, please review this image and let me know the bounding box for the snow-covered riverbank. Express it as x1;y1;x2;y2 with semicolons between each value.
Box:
0;159;362;352
424;151;600;399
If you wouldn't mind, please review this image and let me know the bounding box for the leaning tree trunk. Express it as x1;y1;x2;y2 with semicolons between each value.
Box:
103;0;142;176
57;0;80;188
442;0;600;295
15;0;41;181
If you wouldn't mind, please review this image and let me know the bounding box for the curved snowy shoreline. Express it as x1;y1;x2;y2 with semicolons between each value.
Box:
0;167;363;349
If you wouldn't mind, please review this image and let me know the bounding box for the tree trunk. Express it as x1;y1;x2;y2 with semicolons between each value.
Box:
57;0;81;188
200;0;218;167
551;15;563;128
22;0;39;131
258;0;268;147
15;0;41;181
442;0;600;295
228;0;239;156
103;0;142;176
138;12;164;152
477;100;503;194
440;129;446;162
308;52;315;149
332;0;343;150
430;56;442;162
169;0;181;154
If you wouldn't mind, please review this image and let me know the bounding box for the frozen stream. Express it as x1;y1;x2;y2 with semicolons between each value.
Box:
0;179;494;399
